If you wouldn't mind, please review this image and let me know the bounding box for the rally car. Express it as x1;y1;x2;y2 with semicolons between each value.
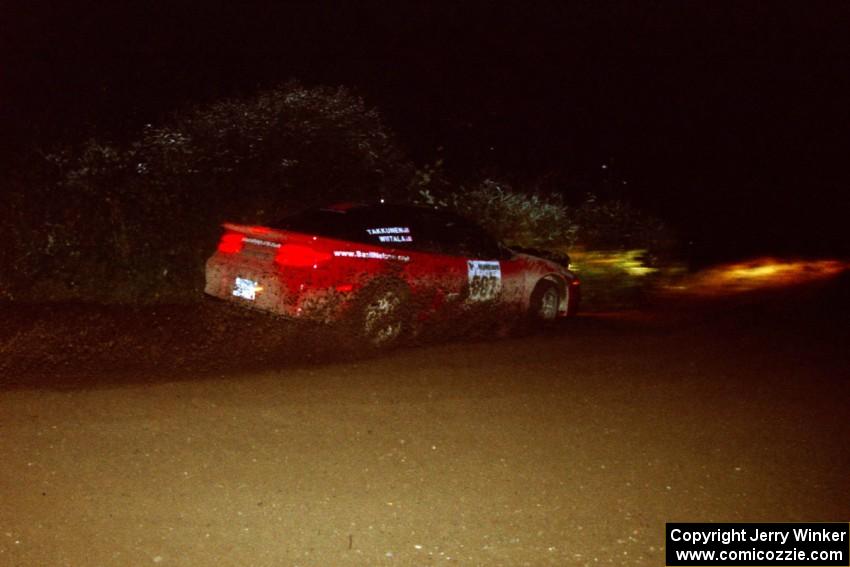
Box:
205;203;579;347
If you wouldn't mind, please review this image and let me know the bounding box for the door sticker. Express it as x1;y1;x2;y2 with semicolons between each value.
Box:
467;260;501;302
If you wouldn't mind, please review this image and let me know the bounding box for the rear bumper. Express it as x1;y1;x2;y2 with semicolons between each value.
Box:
205;255;297;316
204;255;351;322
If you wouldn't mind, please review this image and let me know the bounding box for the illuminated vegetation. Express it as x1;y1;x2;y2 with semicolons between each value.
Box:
669;258;849;295
3;83;677;305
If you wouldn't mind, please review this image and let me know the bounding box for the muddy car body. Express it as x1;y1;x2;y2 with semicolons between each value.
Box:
205;203;579;346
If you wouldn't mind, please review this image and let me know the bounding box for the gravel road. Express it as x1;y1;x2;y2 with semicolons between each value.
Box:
1;280;848;566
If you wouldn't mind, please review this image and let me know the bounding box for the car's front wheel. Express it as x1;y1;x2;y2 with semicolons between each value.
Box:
529;281;561;323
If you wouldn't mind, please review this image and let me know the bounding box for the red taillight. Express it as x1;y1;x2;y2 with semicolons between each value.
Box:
218;232;244;254
274;244;332;268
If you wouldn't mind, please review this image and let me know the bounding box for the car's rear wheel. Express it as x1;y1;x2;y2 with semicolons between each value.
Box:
529;281;561;323
348;280;411;349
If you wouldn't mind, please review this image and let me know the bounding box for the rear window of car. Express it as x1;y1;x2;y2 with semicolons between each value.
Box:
274;205;502;257
273;206;418;248
273;209;362;241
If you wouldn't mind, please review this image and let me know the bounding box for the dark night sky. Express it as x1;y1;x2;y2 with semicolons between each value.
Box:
3;2;849;259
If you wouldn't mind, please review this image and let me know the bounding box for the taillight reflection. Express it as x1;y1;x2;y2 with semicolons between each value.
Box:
217;232;244;254
274;244;332;268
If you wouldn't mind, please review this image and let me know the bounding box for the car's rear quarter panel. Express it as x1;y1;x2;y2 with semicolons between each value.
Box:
205;227;464;322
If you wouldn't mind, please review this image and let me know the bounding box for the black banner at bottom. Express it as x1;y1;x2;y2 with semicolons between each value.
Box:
666;523;849;566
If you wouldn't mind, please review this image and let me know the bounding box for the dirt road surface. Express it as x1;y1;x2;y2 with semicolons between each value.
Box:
1;279;848;566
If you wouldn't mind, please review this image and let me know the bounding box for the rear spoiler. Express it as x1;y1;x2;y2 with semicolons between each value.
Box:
221;222;290;242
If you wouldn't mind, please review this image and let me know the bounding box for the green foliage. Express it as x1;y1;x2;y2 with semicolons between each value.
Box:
2;82;411;301
573;193;674;258
417;179;578;249
415;179;673;258
134;82;412;206
414;178;676;311
1;81;677;306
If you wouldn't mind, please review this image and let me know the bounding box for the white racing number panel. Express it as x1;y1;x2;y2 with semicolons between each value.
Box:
232;277;260;301
467;261;502;302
